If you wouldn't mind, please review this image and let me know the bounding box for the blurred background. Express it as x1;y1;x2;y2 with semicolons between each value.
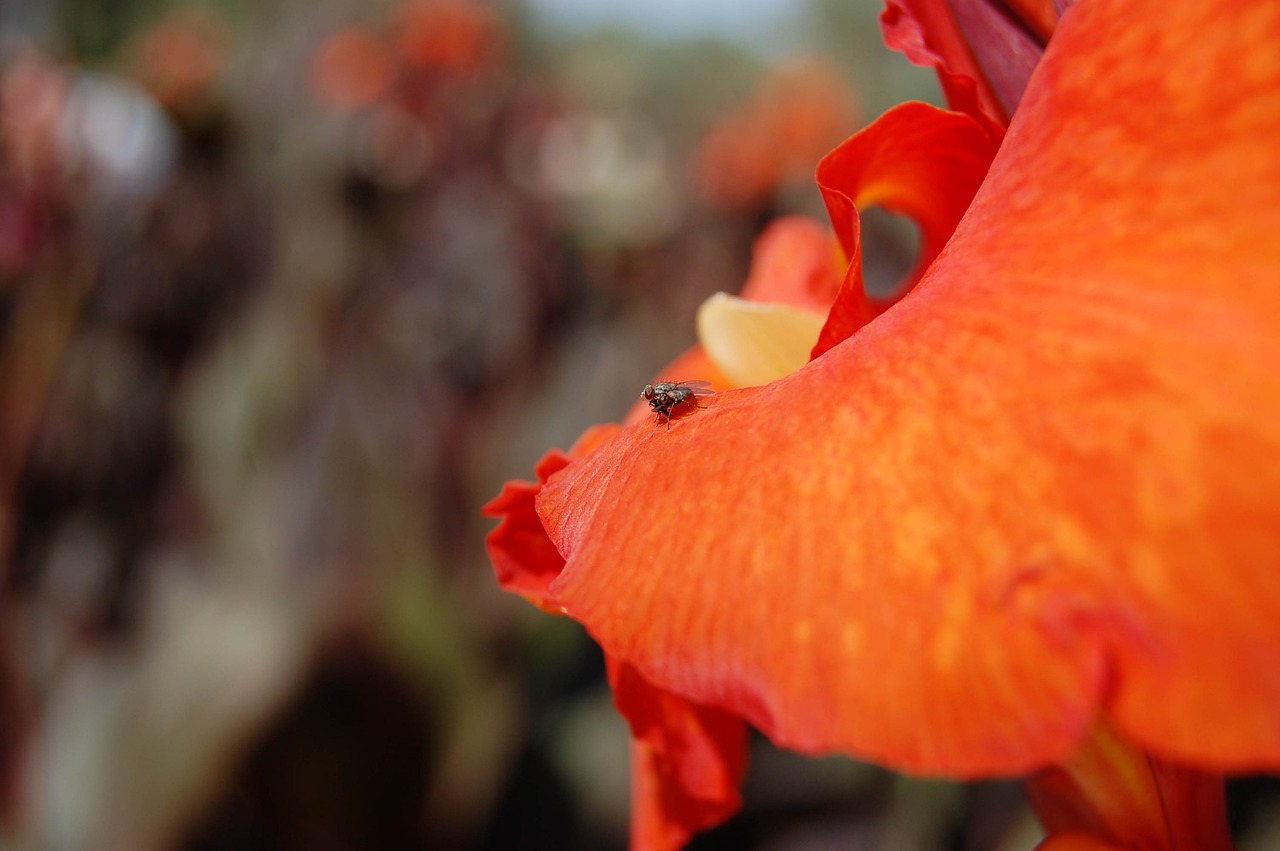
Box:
2;1;1276;849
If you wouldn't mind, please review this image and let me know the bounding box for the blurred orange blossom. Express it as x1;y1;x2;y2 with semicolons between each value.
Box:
695;59;860;213
486;0;1280;847
309;0;506;113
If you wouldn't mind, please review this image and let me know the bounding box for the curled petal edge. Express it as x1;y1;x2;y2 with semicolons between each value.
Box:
813;100;1000;358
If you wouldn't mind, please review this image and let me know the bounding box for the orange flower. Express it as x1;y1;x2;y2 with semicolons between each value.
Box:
489;0;1280;846
395;0;506;74
485;221;841;849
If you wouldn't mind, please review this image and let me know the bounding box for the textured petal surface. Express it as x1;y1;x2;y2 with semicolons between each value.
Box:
624;347;732;428
813;101;1000;356
539;0;1280;775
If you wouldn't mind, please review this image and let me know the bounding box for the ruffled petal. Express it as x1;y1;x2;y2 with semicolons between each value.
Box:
880;0;1062;129
812;101;1000;356
488;346;743;848
880;0;1011;131
610;657;749;851
944;0;1045;115
539;0;1280;775
483;424;618;612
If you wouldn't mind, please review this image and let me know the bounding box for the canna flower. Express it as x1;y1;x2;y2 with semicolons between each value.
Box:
487;0;1280;847
485;216;844;849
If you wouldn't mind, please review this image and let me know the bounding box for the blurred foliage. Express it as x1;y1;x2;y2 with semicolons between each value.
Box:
4;1;1275;851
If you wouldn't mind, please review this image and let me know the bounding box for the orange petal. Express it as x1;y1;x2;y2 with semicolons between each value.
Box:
538;0;1280;775
880;0;1060;127
487;355;743;846
737;216;843;315
624;347;733;428
813;101;1000;356
610;657;749;851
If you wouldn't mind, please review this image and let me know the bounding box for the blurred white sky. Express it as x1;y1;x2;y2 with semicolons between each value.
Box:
526;0;799;48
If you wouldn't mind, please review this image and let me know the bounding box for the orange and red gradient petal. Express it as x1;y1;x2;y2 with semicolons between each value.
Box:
484;424;618;612
813;101;1000;355
487;356;744;846
539;0;1280;776
610;659;749;851
880;0;1062;129
881;0;1010;130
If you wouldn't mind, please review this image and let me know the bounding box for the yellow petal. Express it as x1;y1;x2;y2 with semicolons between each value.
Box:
695;292;826;387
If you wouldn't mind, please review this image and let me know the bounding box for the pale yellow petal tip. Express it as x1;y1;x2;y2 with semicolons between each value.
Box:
696;293;826;387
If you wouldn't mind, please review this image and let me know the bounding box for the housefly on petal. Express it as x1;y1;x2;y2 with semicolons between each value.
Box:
641;380;713;429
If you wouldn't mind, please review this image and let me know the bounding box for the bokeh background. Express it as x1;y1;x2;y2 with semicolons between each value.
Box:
2;1;1277;849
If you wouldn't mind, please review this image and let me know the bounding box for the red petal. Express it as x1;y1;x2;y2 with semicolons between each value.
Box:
945;0;1046;115
539;0;1280;775
609;657;749;850
880;0;1011;131
812;102;1000;356
1002;0;1063;44
880;0;1060;127
483;425;618;612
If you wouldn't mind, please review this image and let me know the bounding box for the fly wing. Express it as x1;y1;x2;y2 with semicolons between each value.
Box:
672;380;714;396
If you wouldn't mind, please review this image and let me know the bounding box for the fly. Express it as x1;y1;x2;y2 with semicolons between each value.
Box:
641;380;712;429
